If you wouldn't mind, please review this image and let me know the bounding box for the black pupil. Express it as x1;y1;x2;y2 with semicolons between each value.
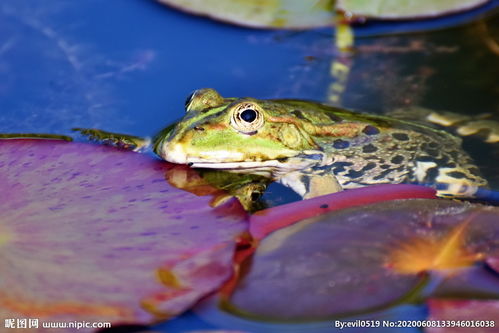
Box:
240;109;257;123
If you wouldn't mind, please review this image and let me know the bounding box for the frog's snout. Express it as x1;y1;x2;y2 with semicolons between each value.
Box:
156;138;189;164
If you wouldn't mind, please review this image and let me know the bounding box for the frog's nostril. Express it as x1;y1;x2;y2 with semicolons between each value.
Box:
194;126;205;131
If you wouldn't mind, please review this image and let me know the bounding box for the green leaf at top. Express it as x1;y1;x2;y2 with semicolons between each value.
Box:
156;0;335;28
337;0;491;20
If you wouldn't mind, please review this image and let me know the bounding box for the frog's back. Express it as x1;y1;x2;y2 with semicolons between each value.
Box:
277;100;487;198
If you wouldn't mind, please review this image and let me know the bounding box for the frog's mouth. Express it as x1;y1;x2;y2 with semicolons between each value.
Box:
159;141;318;177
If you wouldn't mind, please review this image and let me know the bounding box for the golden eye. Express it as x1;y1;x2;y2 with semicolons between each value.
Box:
231;103;264;134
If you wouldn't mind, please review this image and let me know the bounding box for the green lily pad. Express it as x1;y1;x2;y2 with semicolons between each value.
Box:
0;140;247;326
156;0;335;28
157;0;491;29
337;0;491;20
225;199;499;321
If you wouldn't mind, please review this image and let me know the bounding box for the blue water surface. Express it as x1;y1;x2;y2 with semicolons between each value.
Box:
2;1;498;332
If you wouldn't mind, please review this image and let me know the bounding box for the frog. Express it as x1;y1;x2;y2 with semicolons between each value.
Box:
4;88;495;207
73;88;493;203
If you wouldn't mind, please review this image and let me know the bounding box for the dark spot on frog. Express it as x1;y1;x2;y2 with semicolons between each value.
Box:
194;126;205;131
320;204;329;209
362;125;380;135
392;133;409;141
417;156;434;163
373;169;394;180
390;155;404;164
362;144;377;153
345;169;364;179
291;110;306;119
331;161;353;173
424;167;440;182
362;162;377;171
428;142;439;148
424;149;439;157
251;192;261;201
447;171;466;179
277;157;289;163
326;112;343;122
333;139;350;149
187;162;193;166
380;164;390;169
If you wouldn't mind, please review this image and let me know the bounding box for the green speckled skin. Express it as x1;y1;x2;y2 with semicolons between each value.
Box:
157;89;487;199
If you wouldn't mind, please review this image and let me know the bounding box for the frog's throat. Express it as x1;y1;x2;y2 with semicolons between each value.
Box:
187;159;313;178
159;141;323;178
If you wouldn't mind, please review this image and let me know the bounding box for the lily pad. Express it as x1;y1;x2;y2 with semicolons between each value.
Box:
156;0;492;29
427;299;499;332
156;0;335;28
0;140;247;327
225;199;499;321
249;184;436;240
337;0;491;20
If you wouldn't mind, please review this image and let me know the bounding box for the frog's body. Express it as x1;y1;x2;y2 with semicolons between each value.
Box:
153;89;487;199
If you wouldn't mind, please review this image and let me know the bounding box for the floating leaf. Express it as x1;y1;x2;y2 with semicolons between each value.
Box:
156;0;335;29
225;200;499;321
157;0;492;29
427;299;499;332
388;218;484;274
250;184;436;240
0;140;247;328
337;0;491;20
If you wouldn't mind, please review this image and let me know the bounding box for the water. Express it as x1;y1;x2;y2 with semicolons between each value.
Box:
1;0;498;331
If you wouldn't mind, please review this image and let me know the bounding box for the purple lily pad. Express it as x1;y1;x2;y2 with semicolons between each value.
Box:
427;299;499;332
0;140;247;328
226;199;499;321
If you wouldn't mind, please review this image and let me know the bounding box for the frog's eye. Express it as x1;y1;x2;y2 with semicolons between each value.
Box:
231;103;264;134
185;88;224;113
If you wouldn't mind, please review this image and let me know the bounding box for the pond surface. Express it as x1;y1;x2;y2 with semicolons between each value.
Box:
1;0;498;331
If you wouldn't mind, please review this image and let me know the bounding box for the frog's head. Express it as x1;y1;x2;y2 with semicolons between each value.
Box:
155;89;325;177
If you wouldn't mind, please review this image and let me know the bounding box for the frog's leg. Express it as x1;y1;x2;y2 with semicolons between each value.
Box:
73;128;151;151
0;133;73;141
279;169;343;199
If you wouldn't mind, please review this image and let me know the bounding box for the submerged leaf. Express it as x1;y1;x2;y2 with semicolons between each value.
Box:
0;140;247;329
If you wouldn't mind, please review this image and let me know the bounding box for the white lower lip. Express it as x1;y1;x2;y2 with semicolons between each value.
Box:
190;160;284;170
